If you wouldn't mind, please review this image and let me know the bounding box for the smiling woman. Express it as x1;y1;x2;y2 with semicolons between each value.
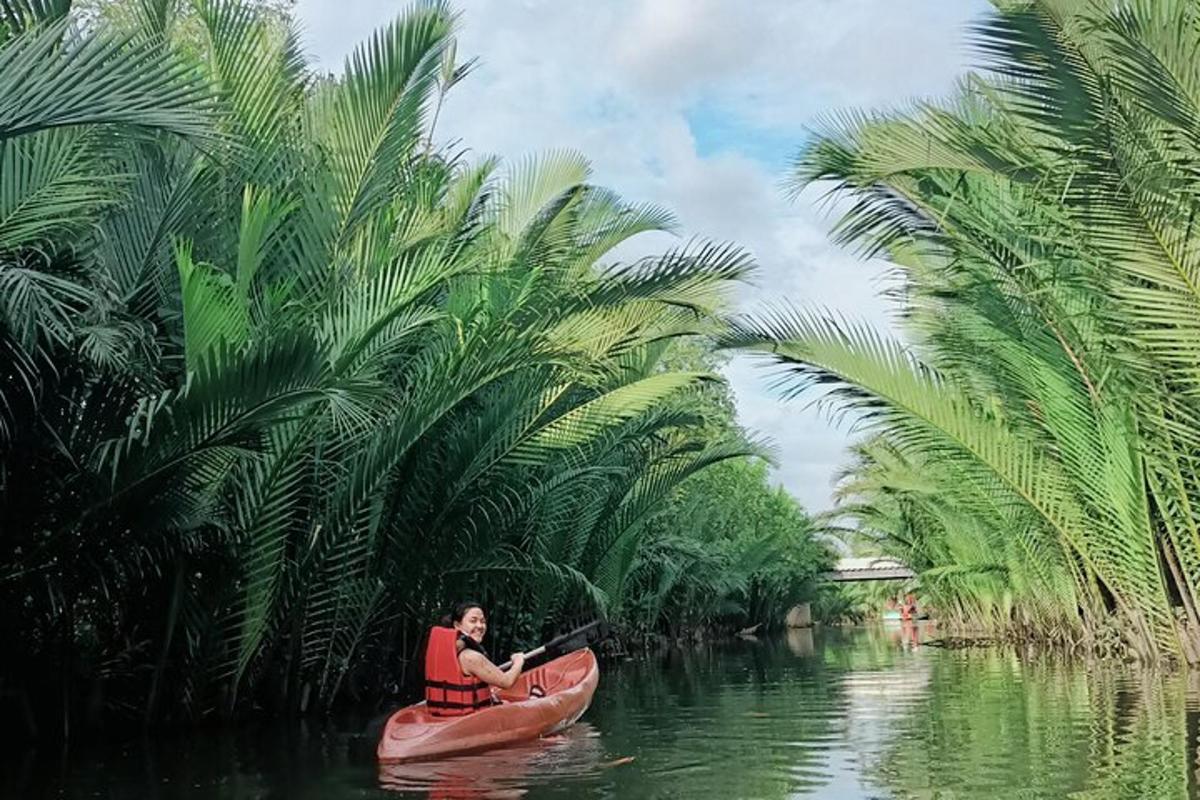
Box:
433;601;526;705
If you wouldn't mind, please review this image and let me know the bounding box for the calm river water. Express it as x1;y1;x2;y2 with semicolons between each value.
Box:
10;624;1200;798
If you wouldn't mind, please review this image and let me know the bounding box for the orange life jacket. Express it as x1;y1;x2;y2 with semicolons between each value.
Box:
424;626;492;716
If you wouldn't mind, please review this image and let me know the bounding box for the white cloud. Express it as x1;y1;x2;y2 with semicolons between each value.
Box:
294;0;987;511
613;0;769;97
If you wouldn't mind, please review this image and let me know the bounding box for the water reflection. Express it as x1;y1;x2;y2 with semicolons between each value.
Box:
786;627;814;657
865;646;1198;799
377;723;604;798
9;626;1200;798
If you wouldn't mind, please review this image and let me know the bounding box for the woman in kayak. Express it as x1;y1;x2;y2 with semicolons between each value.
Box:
425;601;526;716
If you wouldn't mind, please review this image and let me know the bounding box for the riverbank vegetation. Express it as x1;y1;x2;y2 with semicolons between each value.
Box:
630;458;827;641
726;0;1200;664
812;579;909;626
0;0;827;738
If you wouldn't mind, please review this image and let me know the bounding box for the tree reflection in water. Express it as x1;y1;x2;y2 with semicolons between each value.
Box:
863;641;1200;799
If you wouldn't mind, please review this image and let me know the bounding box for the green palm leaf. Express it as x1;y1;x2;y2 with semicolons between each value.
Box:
0;20;214;140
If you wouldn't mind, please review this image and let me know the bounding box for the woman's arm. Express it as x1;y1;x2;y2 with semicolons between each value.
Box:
460;650;526;690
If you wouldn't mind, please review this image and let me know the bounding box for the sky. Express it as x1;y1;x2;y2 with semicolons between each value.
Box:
295;0;992;513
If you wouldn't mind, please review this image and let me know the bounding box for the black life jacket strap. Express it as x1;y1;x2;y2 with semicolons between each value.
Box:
426;697;494;710
457;632;488;657
424;678;489;692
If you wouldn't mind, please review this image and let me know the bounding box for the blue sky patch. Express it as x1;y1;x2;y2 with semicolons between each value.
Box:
684;100;809;175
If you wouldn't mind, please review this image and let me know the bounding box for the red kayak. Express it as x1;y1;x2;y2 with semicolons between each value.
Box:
377;648;599;763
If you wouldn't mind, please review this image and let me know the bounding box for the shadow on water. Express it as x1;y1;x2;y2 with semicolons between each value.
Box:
9;625;1200;798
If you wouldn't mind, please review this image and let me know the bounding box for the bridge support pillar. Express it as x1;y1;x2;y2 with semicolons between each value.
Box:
785;603;812;629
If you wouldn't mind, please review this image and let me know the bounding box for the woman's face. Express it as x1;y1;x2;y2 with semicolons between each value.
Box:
455;606;487;643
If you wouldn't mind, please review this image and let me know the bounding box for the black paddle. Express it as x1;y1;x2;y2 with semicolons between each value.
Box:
497;619;605;670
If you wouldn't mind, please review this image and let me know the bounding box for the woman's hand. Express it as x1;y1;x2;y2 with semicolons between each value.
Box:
509;653;526;671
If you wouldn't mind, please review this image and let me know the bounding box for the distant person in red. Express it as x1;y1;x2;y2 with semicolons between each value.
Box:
424;601;526;716
901;594;917;621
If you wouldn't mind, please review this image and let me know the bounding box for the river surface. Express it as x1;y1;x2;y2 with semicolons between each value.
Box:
10;624;1200;799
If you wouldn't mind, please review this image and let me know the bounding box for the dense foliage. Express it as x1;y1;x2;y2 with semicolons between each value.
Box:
811;579;908;626
623;344;831;639
0;0;826;737
630;458;829;639
727;0;1200;663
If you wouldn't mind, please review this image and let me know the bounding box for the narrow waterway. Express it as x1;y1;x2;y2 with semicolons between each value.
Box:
10;624;1200;798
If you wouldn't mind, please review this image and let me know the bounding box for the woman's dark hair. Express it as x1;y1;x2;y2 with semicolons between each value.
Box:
440;600;484;627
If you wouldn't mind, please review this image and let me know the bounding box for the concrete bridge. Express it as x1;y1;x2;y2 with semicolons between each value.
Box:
822;556;915;583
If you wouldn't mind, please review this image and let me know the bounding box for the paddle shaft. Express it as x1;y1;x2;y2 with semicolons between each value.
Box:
497;619;601;671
